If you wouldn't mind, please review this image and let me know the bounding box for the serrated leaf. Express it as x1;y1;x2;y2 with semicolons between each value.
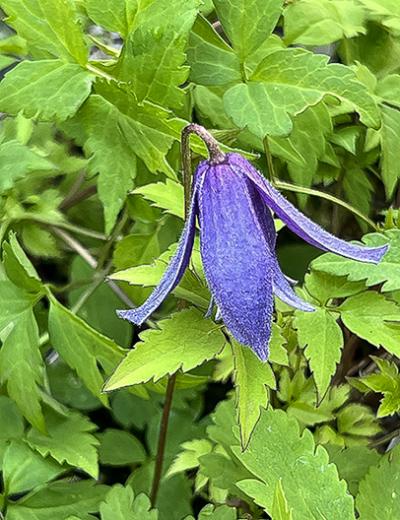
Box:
104;309;226;391
284;0;366;46
311;230;398;291
339;292;400;356
0;60;94;122
233;408;355;519
134;179;184;219
358;0;400;35
196;504;237;520
223;48;379;137
100;485;157;520
85;0;142;36
232;341;275;448
304;271;365;305
2;0;88;63
166;439;213;478
48;294;126;404
294;308;343;398
2;232;42;293
213;0;283;60
269;323;289;366
27;409;99;478
6;481;108;520
356;444;400;519
98;429;146;466
2;440;63;495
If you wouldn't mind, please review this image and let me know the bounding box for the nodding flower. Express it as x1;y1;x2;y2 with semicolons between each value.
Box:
118;145;388;361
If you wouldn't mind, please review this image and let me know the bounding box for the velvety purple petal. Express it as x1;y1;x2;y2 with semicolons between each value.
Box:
273;265;315;311
198;161;274;361
117;165;208;325
229;153;389;264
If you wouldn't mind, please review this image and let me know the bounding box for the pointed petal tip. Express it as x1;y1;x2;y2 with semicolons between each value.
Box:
116;308;144;326
361;243;389;264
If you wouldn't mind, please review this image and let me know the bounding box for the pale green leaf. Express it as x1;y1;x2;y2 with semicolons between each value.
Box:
294;308;343;397
85;0;146;36
0;60;94;122
2;232;42;293
356;445;400;519
311;230;398;291
268;323;289;366
304;271;365;306
271;480;293;520
104;309;226;391
3;440;63;495
6;481;108;520
100;485;157;520
166;439;213;478
213;0;283;60
339;292;400;356
27;409;99;478
48;294;126;404
196;504;237;519
232;341;275;448
284;0;366;46
234;408;355;519
134;179;184;219
2;0;88;63
358;0;400;35
224;48;379;137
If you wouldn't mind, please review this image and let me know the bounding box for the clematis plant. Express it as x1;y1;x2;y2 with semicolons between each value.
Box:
118;126;388;361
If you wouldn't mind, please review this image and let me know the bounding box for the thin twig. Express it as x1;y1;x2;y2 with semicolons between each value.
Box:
59;184;97;211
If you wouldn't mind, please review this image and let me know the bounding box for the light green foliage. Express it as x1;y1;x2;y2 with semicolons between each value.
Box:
195;503;237;519
356;445;400;519
271;480;293;520
166;439;213;478
104;309;226;390
358;0;400;34
27;408;100;478
224;49;379;137
232;341;276;448
100;485;157;520
284;0;366;45
233;408;355;519
85;0;150;37
213;0;283;61
350;357;400;417
312;230;399;291
294;308;343;398
48;294;126;404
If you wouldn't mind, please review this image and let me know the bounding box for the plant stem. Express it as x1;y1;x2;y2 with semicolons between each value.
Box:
263;136;276;183
151;124;221;506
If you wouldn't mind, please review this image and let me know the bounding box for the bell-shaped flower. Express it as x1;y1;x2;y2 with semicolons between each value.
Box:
118;152;388;361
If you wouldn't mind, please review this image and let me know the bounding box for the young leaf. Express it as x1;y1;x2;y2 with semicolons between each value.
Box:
2;232;42;293
232;341;275;448
100;485;157;520
339;292;400;356
294;308;344;398
27;409;99;478
272;480;293;520
356;445;400;519
234;408;355;519
312;230;398;291
104;309;226;391
2;440;63;496
1;0;88;63
224;48;379;137
0;60;94;122
134;179;184;219
213;0;283;60
6;481;108;520
48;294;126;404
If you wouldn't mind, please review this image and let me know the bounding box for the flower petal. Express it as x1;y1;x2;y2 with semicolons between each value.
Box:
198;161;274;360
230;153;389;263
273;263;315;312
117;165;207;325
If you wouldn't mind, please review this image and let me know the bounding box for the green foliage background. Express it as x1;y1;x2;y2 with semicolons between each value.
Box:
0;0;400;518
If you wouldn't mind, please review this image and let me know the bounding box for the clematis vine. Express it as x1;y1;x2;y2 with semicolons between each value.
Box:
118;125;388;361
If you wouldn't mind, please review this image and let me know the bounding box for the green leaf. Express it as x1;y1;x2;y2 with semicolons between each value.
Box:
188;16;242;86
0;140;53;193
48;293;126;404
100;485;157;520
27;409;99;478
358;0;400;35
304;271;365;306
356;445;400;519
269;323;289;366
0;60;94;122
380;105;400;198
166;439;213;478
213;0;283;60
196;504;237;520
6;481;108;520
224;48;379;137
104;309;226;391
134;179;184;219
85;0;142;36
339;292;400;356
284;0;366;46
2;232;42;293
1;0;88;63
97;429;146;466
233;408;355;519
2;440;63;495
232;341;275;448
271;480;293;520
294;308;344;398
311;230;399;291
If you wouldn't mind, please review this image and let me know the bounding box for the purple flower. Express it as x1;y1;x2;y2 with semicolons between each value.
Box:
118;153;388;361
